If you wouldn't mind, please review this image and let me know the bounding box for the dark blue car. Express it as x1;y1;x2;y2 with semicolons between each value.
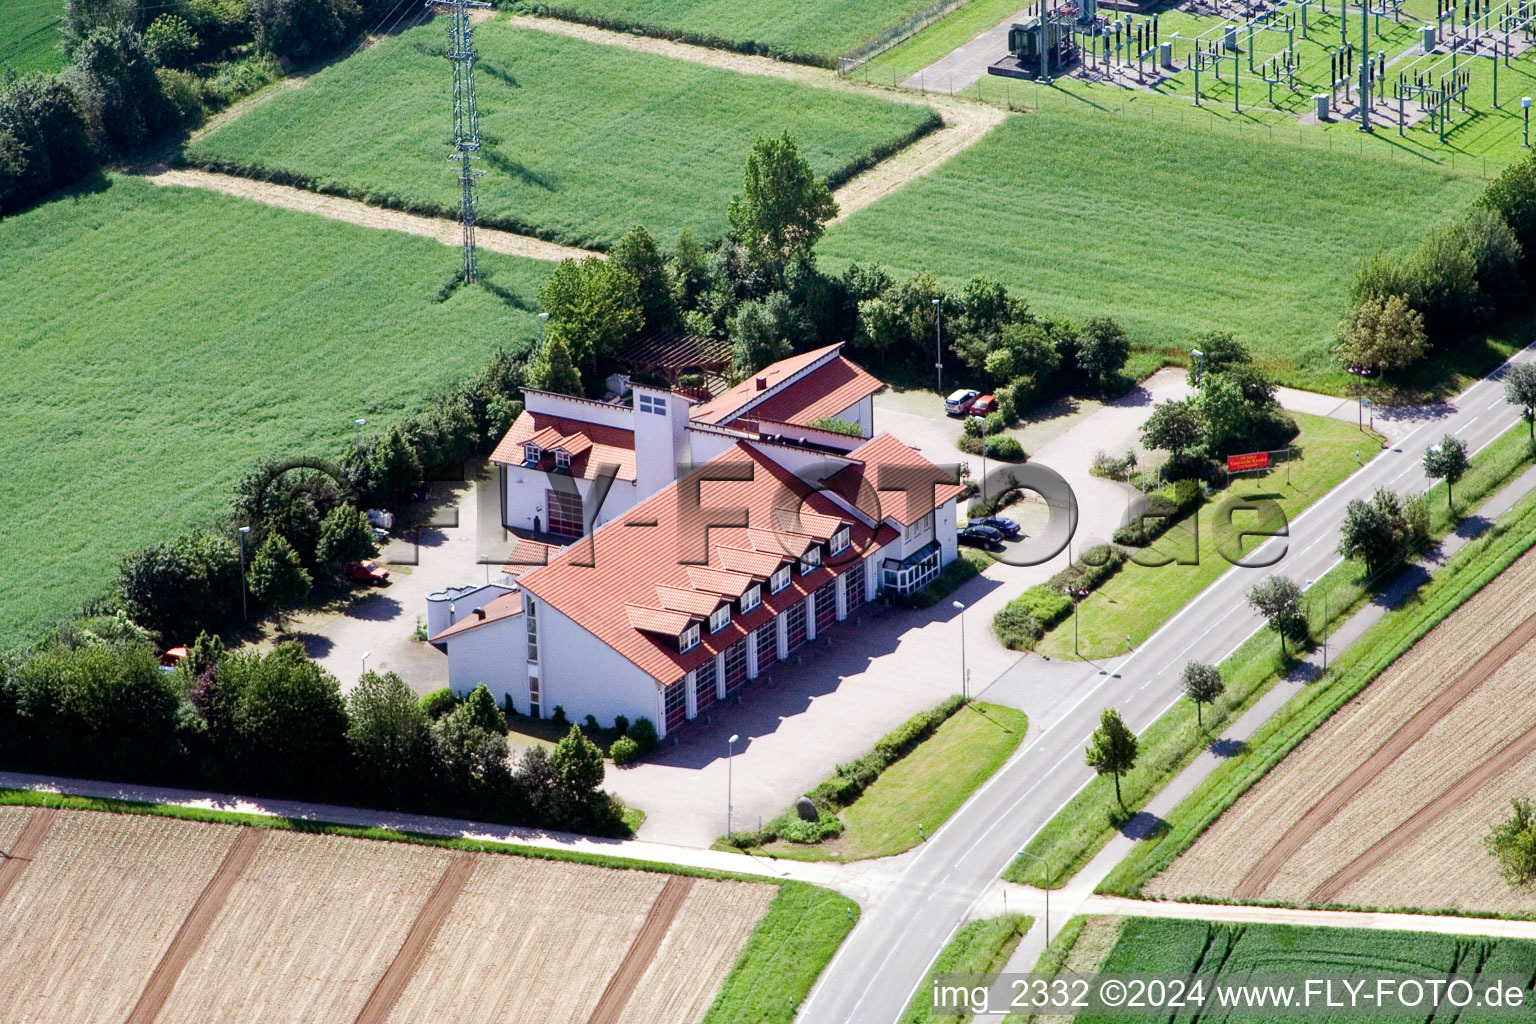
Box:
970;515;1020;538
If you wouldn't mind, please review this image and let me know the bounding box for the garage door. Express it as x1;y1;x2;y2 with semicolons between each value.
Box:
545;488;584;538
785;600;808;654
756;626;778;673
694;657;718;714
814;582;836;633
723;639;748;694
663;678;686;734
846;564;867;614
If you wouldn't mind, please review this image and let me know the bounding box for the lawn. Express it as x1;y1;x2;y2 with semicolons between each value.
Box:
0;174;549;645
1007;421;1536;892
900;914;1032;1024
819;111;1487;393
1038;413;1373;659
512;0;939;65
1;0;64;76
185;19;940;250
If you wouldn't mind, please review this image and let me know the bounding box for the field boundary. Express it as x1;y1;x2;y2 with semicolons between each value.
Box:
588;875;697;1024
0;806;56;902
352;850;477;1024
124;827;265;1024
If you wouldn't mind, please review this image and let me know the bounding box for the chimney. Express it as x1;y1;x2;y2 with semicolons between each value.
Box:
755;375;767;391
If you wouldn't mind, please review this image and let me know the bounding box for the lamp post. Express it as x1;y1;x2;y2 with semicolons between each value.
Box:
1064;586;1089;656
1348;365;1372;429
1014;849;1053;949
932;298;943;394
361;650;372;676
538;311;549;346
1524;97;1533;146
727;733;740;838
953;600;969;701
238;526;251;622
354;417;367;450
1190;347;1205;385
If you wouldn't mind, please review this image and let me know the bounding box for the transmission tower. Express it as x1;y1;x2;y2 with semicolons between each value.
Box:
427;0;492;281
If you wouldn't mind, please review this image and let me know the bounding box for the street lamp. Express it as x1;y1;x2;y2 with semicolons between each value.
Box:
538;311;549;346
1064;586;1089;656
727;733;741;838
1306;578;1329;671
1015;849;1053;949
1347;365;1372;430
354;417;367;450
1190;347;1205;385
237;526;251;622
932;298;943;395
1524;96;1532;146
953;600;969;701
361;650;372;675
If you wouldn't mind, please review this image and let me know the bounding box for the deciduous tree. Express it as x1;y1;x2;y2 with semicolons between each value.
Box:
1486;797;1536;890
1140;398;1202;459
1505;363;1536;442
1246;575;1309;655
538;256;643;377
528;331;582;396
1181;661;1225;729
248;532;311;619
1423;433;1469;513
1334;294;1428;374
727;133;836;280
1084;707;1138;810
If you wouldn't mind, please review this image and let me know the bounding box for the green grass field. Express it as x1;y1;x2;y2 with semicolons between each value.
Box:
1039;413;1372;659
1070;916;1536;1022
1;0;65;75
820;112;1485;392
186;19;939;250
0;174;549;645
513;0;937;64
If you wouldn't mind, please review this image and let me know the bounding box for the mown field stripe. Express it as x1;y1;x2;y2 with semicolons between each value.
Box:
352;850;477;1024
587;875;697;1024
1235;610;1536;899
125;826;265;1024
1309;719;1536;905
0;807;57;903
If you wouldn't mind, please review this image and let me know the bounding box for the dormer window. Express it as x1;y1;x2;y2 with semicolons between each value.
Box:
770;566;790;594
798;547;821;574
680;623;701;652
709;605;730;634
554;450;572;472
523;443;541;466
829;528;849;557
740;585;760;613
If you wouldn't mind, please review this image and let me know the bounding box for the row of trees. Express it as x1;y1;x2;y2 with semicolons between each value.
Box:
528;134;1132;415
2;0;398;215
0;625;627;833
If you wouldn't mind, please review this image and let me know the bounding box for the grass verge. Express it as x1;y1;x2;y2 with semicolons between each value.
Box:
900;914;1032;1024
1006;423;1536;890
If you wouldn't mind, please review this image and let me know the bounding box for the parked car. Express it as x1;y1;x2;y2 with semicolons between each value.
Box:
159;647;187;674
958;524;1003;547
365;508;394;530
945;389;980;417
970;515;1020;538
345;559;390;584
969;394;997;416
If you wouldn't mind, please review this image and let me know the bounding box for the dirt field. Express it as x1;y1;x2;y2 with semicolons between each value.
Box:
0;808;776;1024
1151;548;1536;913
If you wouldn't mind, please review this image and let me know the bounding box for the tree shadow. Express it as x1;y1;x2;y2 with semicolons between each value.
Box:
344;595;404;621
1208;736;1247;758
1116;811;1170;841
283;631;335;659
477;273;535;311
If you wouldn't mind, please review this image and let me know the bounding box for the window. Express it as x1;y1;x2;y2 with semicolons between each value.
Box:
909;511;934;536
554;450;571;471
798;546;821;575
740;585;760;613
523;443;541;466
829;528;849;557
638;393;668;416
770;565;791;594
709;605;730;634
526;598;539;662
680;623;700;652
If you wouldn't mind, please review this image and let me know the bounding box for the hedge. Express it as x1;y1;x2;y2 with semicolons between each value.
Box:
993;545;1127;650
1111;479;1202;547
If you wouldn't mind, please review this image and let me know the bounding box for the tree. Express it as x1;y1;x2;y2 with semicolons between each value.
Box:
609;224;674;331
0;75;96;215
118;533;241;637
1505;363;1536;442
366;425;422;505
1338;487;1418;575
528;331;582;396
66;25;169;155
727;133;837;280
668;226;708;310
1485;797;1536;890
1181;661;1225;729
1084;707;1138;811
250;0;361;63
551;723;606;822
144;13;197;66
1140;398;1203;459
1191;331;1251;377
315;504;377;568
1246;576;1309;655
1076;317;1130;389
1194;373;1253;453
64;0;146;49
431;710;511;809
248;532;311;619
1334;294;1428;374
1480;151;1536;256
458;683;507;735
223;642;347;793
1423;433;1469;513
729;292;796;374
538;256;643;376
347;670;430;804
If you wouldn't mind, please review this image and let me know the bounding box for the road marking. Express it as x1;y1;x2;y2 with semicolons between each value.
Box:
1453;415;1480;436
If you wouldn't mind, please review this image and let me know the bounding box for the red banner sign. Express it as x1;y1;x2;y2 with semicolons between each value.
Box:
1227;451;1270;473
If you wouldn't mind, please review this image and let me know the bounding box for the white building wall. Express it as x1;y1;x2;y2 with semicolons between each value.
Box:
633;385;691;501
830;395;875;437
502;470;639;536
530;595;667;730
524;388;634;431
445;613;528;709
936;496;959;566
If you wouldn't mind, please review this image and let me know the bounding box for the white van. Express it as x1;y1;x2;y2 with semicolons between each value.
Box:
945;389;980;417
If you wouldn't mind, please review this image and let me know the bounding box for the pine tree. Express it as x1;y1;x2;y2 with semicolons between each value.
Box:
529;332;582;396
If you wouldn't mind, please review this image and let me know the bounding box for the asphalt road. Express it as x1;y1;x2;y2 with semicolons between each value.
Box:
799;345;1536;1024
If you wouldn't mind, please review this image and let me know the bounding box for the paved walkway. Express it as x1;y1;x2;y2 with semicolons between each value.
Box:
903;7;1029;94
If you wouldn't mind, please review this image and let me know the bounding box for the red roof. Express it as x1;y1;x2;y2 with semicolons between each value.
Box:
748;356;883;428
431;591;523;641
824;433;965;527
518;441;885;685
491;411;637;482
689;344;842;425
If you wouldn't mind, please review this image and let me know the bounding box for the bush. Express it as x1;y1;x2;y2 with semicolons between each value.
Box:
144;13;198;68
0;75;97;216
769;807;844;844
614;714;629;735
1048;544;1126;592
155;67;204;128
992;605;1043;649
118;533;241;639
609;735;640;764
419;686;458;720
959;434;1026;461
628;716;659;753
1090;448;1138;481
1111;479;1201;547
250;0;362;64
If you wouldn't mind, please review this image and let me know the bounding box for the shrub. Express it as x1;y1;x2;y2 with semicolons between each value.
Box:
118;533;241;639
614;714;629;735
419;686;458;720
155;67;204;128
629;716;659;753
809;415;863;436
1090;448;1138;481
959;434;1026;461
995;587;1070;649
1112;480;1201;547
144;13;198;68
1048;544;1126;592
769;807;844;844
551;704;569;727
609;735;640;764
251;0;362;64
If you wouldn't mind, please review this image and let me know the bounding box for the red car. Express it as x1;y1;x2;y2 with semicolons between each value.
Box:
970;394;997;416
345;560;390;584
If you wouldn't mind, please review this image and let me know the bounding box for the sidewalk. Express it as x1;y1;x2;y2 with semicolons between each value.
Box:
0;770;906;903
968;461;1536;1004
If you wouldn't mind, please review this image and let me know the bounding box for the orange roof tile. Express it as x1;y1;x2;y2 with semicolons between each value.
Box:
430;591;523;641
624;605;697;634
491;411;637;482
689;344;842;425
685;566;758;597
654;585;727;616
823;433;965;527
748;356;883;427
